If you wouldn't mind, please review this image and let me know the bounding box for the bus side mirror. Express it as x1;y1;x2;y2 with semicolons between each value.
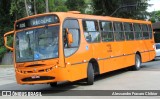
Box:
66;28;73;46
4;31;14;51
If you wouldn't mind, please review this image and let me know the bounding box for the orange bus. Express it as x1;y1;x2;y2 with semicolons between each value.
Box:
4;11;155;86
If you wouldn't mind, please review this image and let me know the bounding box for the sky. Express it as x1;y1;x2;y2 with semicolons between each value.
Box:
147;0;160;12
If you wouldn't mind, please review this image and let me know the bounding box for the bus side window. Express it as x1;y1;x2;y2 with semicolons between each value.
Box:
148;25;153;39
134;23;143;40
113;22;125;41
142;24;149;39
83;20;100;43
124;23;134;40
100;21;114;42
63;19;80;57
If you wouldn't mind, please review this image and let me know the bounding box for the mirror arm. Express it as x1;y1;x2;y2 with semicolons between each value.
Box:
4;31;14;51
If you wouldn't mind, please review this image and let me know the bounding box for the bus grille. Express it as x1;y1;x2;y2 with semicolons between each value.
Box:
22;76;55;82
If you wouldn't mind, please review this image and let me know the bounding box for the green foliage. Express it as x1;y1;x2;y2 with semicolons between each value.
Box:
35;0;46;14
85;0;92;3
65;0;86;13
0;46;8;60
0;0;14;62
10;0;68;17
49;0;68;12
10;0;26;19
148;10;160;23
92;0;149;19
31;0;68;14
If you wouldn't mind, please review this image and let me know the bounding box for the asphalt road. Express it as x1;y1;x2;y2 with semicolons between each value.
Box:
0;60;160;97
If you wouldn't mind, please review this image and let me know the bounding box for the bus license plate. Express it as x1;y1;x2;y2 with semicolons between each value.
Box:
31;75;40;79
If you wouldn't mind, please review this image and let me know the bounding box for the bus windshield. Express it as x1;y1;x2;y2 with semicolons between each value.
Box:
15;25;59;62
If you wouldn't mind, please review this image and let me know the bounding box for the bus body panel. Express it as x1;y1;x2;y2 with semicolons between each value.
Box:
4;12;156;85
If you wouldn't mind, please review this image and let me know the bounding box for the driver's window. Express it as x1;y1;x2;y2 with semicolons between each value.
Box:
63;19;80;57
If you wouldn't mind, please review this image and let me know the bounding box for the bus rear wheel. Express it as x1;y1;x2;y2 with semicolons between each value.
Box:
132;54;141;70
87;63;94;85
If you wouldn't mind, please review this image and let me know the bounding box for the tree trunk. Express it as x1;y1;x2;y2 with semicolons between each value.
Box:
24;0;29;16
45;0;49;12
34;0;37;14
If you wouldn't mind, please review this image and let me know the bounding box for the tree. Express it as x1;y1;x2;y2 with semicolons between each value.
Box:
10;0;27;19
33;0;37;14
35;0;46;14
149;10;160;23
45;0;49;12
49;0;68;12
65;0;86;13
92;0;149;19
0;0;13;62
29;0;68;14
24;0;29;16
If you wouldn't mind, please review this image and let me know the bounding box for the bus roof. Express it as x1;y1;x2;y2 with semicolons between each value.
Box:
16;11;151;24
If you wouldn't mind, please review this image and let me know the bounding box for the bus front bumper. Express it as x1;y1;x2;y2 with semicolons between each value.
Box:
15;66;71;85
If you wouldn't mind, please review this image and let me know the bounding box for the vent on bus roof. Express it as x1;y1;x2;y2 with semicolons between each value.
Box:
67;11;81;14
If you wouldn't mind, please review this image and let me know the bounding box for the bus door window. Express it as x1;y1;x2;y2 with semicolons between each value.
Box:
83;20;100;43
63;19;80;57
63;29;68;47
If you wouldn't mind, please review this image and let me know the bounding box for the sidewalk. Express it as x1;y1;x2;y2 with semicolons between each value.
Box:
0;66;16;85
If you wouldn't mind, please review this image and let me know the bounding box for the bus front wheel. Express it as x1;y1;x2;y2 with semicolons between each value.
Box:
50;82;57;87
87;63;94;85
132;54;141;70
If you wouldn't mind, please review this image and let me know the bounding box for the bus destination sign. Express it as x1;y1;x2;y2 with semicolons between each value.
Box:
16;15;59;30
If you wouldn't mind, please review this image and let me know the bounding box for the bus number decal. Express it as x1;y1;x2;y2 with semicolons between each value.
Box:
19;23;26;28
106;44;112;52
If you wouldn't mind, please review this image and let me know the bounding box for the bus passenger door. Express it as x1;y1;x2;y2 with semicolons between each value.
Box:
62;19;82;81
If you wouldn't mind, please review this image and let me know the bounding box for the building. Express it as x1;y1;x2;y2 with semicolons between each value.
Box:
153;22;160;43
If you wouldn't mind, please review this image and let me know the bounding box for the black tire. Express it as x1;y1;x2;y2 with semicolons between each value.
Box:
152;59;155;61
50;82;58;87
87;63;94;85
132;54;141;70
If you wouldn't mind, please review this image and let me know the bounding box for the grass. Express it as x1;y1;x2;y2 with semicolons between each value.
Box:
0;65;13;67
